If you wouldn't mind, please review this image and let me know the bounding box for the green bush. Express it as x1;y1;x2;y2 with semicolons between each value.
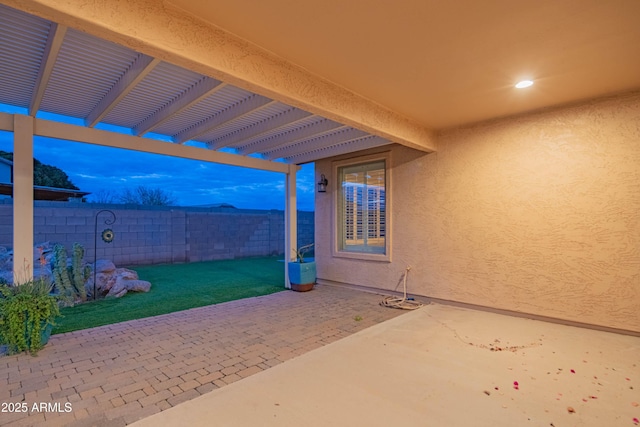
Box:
0;279;60;355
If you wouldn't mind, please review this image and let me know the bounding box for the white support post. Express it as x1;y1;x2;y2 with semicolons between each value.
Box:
13;115;34;283
284;165;298;289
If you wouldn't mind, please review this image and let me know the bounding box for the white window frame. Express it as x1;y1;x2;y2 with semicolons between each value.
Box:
332;152;391;262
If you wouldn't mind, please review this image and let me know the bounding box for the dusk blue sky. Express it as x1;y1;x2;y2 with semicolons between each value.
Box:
0;105;315;211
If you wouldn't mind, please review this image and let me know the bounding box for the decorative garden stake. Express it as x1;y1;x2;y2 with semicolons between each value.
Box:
93;210;116;300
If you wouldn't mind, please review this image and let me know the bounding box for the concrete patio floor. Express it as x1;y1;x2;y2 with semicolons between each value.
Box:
0;285;408;427
130;302;640;427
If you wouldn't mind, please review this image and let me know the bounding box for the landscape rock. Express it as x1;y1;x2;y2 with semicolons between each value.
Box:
106;268;151;298
109;287;128;298
124;280;152;293
88;263;152;299
85;272;116;297
33;266;53;284
94;259;116;274
0;244;151;300
0;242;55;284
114;268;137;281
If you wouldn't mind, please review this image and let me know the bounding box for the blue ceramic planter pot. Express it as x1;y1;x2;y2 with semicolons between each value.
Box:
40;323;53;346
288;260;316;292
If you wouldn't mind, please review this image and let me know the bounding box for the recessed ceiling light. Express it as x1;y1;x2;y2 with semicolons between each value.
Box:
515;80;534;89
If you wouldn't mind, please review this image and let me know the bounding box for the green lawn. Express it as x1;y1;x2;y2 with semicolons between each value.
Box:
53;256;285;334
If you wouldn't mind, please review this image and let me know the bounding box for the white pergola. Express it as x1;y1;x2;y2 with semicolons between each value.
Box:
0;2;434;286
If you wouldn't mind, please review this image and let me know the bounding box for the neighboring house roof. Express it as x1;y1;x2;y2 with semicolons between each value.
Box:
0;183;89;201
0;158;89;201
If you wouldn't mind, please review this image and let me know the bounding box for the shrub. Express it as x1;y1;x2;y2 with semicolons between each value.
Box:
0;279;59;355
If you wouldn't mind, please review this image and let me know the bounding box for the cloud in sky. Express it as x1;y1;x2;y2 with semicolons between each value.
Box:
0;129;315;211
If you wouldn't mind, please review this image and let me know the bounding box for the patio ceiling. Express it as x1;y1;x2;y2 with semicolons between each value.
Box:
2;0;640;165
166;0;640;130
0;3;392;166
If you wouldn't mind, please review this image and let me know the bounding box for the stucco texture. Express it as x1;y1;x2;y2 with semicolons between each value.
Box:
316;92;640;332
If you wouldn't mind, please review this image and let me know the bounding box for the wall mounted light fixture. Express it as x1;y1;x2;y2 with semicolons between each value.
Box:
317;174;328;192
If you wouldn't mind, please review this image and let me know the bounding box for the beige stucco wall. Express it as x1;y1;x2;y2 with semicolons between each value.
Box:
315;91;640;332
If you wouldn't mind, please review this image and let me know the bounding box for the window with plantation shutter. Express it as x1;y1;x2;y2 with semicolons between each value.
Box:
337;159;386;255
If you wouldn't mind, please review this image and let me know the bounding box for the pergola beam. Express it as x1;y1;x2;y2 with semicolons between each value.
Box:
0;114;13;131
264;127;368;160
29;23;67;116
32;116;291;173
238;119;343;155
173;95;274;144
85;54;161;127
283;136;392;165
209;108;313;150
134;79;226;136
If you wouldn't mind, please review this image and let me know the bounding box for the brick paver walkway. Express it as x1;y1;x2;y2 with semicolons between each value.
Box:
0;285;407;426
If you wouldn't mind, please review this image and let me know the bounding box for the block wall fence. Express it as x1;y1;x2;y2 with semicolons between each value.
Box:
0;200;314;266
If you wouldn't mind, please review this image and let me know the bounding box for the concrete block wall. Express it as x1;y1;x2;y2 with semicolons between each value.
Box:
0;200;314;266
0;203;12;247
297;212;314;249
